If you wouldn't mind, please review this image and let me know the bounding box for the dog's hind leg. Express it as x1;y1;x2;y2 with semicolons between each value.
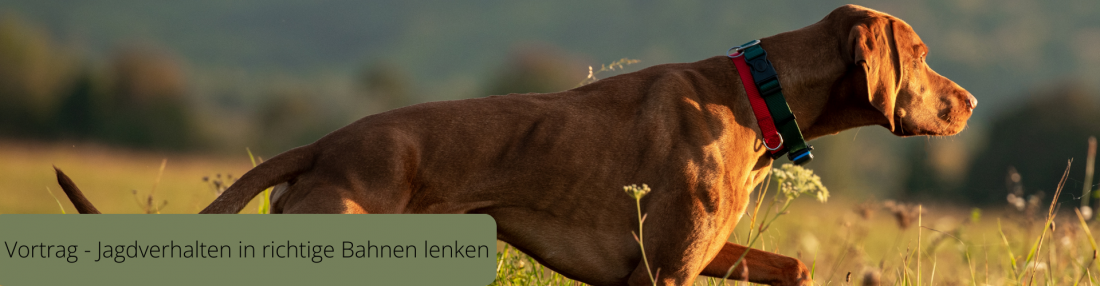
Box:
700;242;811;286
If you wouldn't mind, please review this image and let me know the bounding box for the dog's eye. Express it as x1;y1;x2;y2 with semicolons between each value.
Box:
919;52;926;62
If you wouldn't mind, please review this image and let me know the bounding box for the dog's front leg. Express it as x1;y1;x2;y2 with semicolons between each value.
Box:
700;242;811;286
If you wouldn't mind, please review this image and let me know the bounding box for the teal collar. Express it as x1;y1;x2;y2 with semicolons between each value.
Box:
729;40;814;165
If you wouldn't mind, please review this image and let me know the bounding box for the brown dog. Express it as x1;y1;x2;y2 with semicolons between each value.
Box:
56;5;974;285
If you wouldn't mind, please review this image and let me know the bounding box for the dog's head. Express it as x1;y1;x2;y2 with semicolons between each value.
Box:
842;5;976;136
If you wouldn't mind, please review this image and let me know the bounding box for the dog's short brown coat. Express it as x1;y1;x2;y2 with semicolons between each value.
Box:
57;5;974;285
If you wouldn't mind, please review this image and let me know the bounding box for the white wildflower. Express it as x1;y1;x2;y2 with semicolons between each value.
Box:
624;184;651;200
771;164;829;203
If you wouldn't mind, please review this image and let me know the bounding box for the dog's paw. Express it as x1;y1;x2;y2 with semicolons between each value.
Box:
779;259;813;286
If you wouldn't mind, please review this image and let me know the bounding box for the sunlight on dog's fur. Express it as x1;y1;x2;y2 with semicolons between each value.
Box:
56;5;973;286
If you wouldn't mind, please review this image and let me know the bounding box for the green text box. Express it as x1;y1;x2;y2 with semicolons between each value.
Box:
0;214;496;286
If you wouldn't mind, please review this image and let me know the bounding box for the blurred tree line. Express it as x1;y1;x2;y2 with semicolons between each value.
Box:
0;14;196;150
0;13;585;154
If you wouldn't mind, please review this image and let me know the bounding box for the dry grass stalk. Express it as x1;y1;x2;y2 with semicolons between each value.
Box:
1018;159;1072;283
1083;136;1096;220
883;200;922;230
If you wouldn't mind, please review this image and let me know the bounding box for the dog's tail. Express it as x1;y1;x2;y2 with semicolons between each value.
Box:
53;145;315;214
54;166;102;214
199;145;316;214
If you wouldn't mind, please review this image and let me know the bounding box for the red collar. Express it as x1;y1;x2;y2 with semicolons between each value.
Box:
727;40;815;165
729;46;785;156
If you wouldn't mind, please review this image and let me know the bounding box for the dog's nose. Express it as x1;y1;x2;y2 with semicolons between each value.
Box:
965;93;977;110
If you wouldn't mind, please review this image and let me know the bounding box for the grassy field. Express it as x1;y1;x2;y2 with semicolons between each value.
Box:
492;164;1100;286
494;197;1099;286
0;140;261;214
2;141;1097;285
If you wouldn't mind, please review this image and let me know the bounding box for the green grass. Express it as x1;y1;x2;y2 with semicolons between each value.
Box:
488;200;1098;285
0;140;260;214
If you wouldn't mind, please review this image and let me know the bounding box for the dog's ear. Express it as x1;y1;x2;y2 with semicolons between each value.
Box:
848;18;903;131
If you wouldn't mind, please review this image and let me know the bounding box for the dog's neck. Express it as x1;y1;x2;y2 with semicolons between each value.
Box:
754;22;892;141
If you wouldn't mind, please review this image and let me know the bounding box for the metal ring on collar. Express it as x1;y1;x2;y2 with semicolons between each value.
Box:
727;39;761;58
764;133;784;151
